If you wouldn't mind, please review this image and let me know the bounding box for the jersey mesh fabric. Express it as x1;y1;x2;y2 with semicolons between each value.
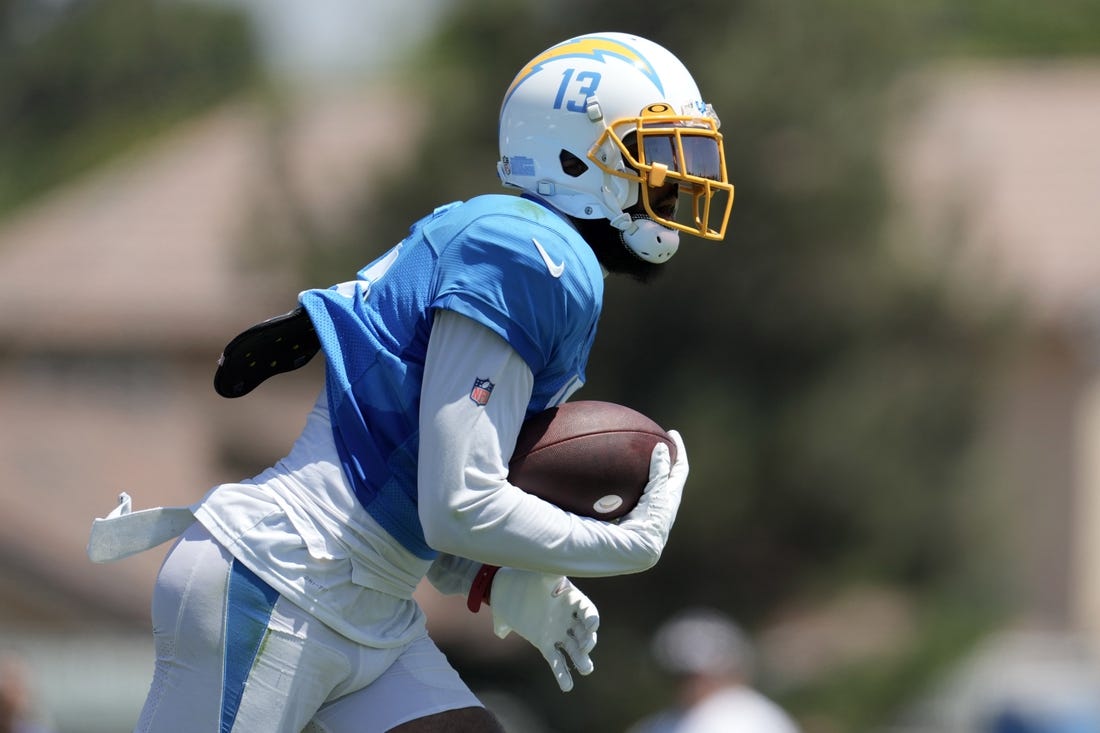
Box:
299;194;604;559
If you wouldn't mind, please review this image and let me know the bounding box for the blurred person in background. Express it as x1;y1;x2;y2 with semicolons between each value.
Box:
88;30;733;733
0;655;53;733
627;608;799;733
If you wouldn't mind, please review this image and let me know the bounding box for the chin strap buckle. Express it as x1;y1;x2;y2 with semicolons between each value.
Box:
607;212;636;234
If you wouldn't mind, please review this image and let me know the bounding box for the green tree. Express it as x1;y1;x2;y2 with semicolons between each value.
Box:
0;0;260;215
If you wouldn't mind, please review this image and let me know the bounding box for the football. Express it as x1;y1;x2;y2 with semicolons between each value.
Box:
507;400;676;520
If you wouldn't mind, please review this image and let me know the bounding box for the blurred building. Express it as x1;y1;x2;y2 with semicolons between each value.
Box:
889;60;1100;730
893;60;1100;634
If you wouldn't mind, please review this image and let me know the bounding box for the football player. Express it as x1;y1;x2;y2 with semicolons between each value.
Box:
94;31;733;732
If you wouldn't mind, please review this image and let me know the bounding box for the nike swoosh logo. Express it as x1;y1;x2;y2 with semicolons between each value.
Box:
532;238;565;278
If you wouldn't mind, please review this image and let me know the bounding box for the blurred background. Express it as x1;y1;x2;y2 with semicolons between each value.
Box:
1;0;1099;731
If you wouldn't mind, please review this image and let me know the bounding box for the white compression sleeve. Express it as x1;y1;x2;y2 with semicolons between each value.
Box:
417;310;662;577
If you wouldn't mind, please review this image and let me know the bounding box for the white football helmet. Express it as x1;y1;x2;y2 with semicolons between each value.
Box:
498;32;734;263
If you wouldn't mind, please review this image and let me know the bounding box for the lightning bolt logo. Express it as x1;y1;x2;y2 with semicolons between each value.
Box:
503;36;664;108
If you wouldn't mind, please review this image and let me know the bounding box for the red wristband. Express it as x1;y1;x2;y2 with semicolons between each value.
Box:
466;564;500;613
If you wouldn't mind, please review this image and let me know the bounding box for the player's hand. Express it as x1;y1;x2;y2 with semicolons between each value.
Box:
489;568;599;692
618;429;688;565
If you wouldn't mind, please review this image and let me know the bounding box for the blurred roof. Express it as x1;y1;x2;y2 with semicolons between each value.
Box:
0;86;421;351
891;61;1100;327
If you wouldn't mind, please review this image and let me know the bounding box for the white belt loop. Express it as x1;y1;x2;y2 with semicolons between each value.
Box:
87;492;195;563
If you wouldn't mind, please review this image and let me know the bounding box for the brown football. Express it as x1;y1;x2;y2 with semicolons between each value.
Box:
507;400;676;520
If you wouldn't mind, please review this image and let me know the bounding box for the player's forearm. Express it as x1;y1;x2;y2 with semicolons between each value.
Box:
417;311;662;576
420;466;661;576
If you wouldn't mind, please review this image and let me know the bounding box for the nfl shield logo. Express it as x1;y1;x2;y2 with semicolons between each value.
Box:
469;378;494;406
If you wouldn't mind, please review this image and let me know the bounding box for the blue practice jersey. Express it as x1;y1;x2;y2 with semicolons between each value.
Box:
298;194;605;559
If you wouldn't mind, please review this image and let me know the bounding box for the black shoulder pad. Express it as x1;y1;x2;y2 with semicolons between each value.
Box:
214;306;321;398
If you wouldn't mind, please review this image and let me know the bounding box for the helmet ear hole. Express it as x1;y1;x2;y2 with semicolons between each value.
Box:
559;149;588;178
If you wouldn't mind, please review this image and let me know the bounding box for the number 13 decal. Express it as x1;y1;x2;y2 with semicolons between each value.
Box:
553;68;602;112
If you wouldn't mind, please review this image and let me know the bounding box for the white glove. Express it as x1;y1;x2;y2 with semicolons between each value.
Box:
617;429;688;566
488;568;600;692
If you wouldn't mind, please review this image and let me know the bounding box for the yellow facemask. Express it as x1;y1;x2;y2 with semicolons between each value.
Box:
589;103;735;241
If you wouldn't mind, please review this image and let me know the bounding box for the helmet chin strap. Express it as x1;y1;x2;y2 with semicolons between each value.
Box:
609;212;680;263
600;179;680;264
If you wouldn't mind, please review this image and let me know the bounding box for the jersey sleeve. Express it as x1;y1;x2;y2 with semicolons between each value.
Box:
425;207;596;378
